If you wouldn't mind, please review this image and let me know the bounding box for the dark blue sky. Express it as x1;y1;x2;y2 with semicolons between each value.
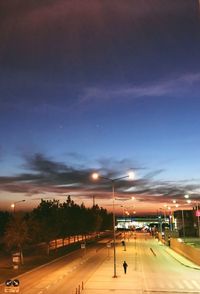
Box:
1;0;200;213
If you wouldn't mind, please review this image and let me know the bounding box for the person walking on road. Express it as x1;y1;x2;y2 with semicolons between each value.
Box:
123;261;128;274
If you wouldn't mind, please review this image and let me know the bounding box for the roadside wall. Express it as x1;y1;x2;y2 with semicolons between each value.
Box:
171;238;200;266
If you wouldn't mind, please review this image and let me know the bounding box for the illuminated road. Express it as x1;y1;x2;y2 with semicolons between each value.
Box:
83;233;200;294
134;234;200;293
2;245;107;294
1;234;200;294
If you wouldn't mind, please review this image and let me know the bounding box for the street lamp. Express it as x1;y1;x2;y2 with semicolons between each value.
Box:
91;171;134;278
11;200;25;213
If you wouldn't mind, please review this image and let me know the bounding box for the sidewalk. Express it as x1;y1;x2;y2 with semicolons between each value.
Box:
82;237;200;294
82;239;143;294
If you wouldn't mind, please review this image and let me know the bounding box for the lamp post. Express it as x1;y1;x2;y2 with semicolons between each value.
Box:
11;200;25;213
167;206;173;231
92;171;134;278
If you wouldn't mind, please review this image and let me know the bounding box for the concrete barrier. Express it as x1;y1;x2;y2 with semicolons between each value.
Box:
171;238;200;266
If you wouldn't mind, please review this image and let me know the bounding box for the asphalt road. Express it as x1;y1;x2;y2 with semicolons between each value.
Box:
1;234;200;294
135;235;200;293
0;241;108;294
83;233;200;294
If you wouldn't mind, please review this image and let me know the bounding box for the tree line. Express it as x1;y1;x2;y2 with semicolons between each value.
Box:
0;196;112;257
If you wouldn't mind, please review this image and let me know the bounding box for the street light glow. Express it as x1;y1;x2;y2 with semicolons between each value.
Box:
92;172;99;180
128;171;134;180
11;200;25;212
184;194;189;199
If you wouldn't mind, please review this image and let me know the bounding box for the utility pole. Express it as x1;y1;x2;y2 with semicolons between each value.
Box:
93;195;95;207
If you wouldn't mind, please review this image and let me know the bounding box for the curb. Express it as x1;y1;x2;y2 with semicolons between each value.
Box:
165;248;200;270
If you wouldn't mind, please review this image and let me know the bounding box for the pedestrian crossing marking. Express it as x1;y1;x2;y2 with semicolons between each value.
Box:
191;280;200;290
145;279;200;291
182;280;195;290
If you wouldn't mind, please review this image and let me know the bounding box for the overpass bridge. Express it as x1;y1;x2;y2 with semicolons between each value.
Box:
116;216;169;230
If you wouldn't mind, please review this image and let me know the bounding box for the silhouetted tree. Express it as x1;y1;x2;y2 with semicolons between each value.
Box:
31;199;60;254
4;215;30;264
0;211;11;237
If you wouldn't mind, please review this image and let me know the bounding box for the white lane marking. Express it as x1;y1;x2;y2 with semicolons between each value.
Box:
182;279;194;289
191;280;200;289
174;280;184;289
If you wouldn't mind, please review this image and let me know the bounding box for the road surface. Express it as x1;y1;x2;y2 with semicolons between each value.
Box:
1;233;200;294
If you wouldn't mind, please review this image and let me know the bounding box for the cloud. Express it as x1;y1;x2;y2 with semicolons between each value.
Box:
0;153;199;205
179;72;200;84
24;153;68;175
96;157;142;176
2;71;200;117
80;72;200;105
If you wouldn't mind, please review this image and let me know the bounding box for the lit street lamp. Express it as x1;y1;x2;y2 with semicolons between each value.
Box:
92;171;134;278
11;200;25;213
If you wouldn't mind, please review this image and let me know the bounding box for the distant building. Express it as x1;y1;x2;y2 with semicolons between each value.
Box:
174;209;198;237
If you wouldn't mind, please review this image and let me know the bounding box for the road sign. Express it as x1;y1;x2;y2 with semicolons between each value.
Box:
107;243;111;248
13;280;20;287
12;256;20;263
81;243;86;249
4;286;19;293
196;210;200;217
12;252;20;264
4;280;20;293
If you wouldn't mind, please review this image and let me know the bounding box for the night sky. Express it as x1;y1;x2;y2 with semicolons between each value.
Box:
1;0;200;214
